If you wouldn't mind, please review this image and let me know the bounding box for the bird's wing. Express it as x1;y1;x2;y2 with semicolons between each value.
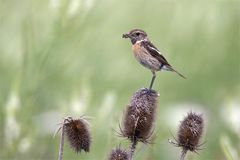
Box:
141;40;171;67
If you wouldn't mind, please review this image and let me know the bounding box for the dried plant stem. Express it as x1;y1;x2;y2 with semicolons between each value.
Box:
58;120;66;160
179;149;187;160
129;138;137;160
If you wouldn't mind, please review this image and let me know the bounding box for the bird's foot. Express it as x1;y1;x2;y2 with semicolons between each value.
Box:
140;87;155;95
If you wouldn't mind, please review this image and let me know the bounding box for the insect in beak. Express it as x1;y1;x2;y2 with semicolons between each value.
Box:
122;33;130;38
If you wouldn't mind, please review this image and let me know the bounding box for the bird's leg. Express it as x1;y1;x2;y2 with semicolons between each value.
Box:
149;71;156;90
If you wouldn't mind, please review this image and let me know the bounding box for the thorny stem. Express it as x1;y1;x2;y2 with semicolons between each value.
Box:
129;138;138;160
179;149;187;160
58;119;67;160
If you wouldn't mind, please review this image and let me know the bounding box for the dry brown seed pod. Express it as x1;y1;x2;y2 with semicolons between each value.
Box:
178;112;203;152
64;117;91;153
120;88;159;144
108;147;129;160
169;112;204;160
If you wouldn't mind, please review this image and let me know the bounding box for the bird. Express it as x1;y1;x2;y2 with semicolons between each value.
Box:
122;29;185;90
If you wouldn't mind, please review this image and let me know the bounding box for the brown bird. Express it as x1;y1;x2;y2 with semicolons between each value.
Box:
122;29;185;90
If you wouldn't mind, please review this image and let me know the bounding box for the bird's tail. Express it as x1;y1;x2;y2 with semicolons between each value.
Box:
165;66;186;79
173;69;186;79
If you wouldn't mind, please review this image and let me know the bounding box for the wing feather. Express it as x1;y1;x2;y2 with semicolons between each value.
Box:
141;40;171;67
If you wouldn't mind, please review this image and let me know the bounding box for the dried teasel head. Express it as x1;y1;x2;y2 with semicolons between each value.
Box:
178;112;204;151
64;117;91;153
169;112;204;160
120;88;159;144
108;147;129;160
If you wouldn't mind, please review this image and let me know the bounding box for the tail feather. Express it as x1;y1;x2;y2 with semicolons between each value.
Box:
163;65;186;79
172;68;186;79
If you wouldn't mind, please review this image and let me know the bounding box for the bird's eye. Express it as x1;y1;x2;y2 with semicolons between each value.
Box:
136;32;140;36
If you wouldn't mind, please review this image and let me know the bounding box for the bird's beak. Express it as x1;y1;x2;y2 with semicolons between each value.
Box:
122;33;130;38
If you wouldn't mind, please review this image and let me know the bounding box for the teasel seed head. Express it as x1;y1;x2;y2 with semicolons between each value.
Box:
120;88;159;144
178;112;204;152
169;112;204;160
64;117;91;153
108;147;129;160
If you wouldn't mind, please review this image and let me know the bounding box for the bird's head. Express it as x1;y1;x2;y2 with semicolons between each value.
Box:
122;29;148;44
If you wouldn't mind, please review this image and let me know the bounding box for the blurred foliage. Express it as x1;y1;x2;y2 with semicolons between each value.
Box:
0;0;240;159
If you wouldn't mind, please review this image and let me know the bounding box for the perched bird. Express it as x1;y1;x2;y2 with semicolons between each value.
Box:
122;29;185;89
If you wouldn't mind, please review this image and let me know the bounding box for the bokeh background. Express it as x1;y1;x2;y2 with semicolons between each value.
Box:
0;0;240;159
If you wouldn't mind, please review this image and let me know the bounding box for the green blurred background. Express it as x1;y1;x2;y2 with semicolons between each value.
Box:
0;0;240;159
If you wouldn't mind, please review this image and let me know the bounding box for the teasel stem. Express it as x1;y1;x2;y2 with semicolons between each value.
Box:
129;137;138;160
58;119;67;160
179;149;187;160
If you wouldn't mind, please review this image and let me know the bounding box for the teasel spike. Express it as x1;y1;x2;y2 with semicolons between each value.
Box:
169;112;204;160
120;88;159;159
64;117;91;153
108;147;129;160
121;88;159;143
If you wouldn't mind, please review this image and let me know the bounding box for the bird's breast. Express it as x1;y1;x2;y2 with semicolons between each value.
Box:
132;42;160;71
132;43;145;63
132;42;142;57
